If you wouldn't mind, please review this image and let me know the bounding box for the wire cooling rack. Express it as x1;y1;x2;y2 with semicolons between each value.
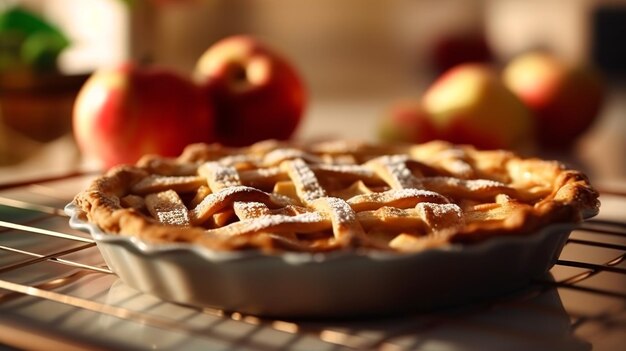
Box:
0;173;624;351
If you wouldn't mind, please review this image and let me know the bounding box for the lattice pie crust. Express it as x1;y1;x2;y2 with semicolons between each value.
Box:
73;140;599;253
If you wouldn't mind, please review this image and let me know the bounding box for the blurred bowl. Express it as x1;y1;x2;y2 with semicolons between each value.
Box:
0;71;89;142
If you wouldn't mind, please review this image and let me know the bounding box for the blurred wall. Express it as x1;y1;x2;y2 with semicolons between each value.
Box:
146;0;415;99
13;0;626;97
133;0;621;97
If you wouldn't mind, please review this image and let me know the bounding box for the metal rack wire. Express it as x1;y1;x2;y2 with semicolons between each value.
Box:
0;173;624;350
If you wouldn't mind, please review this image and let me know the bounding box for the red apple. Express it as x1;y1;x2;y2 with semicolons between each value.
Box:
503;52;605;148
194;35;306;146
421;63;534;151
379;101;438;143
73;63;214;169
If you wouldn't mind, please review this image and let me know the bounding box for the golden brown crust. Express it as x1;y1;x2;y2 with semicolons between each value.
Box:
73;140;599;253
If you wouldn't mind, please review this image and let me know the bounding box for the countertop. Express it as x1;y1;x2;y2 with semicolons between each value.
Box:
0;87;624;350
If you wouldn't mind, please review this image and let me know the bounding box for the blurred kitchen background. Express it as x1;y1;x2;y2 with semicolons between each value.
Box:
0;0;625;188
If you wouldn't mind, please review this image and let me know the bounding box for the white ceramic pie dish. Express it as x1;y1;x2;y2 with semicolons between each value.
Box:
66;203;581;318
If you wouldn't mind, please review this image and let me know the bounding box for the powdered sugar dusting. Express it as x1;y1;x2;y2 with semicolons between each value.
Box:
199;162;242;191
318;197;356;223
233;201;271;219
206;212;328;237
370;155;421;189
155;208;189;226
381;188;448;202
283;158;327;203
415;202;464;232
245;212;326;231
233;201;267;212
311;163;375;178
145;190;190;226
245;167;282;179
191;186;269;222
465;178;507;190
427;177;507;191
445;160;473;177
347;188;449;210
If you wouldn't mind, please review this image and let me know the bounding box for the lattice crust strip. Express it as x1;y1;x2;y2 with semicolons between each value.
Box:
74;140;599;252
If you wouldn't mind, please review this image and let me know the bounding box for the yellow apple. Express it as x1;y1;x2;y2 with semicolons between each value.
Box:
503;52;605;148
421;63;534;151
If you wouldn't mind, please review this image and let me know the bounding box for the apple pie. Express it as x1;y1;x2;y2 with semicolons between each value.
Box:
73;140;599;253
